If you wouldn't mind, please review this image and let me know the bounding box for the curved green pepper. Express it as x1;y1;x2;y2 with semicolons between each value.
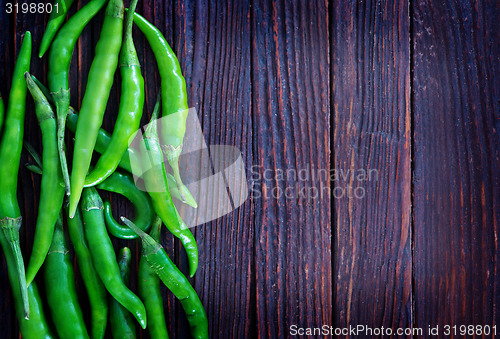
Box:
97;170;153;239
81;187;147;329
0;32;32;318
24;73;65;286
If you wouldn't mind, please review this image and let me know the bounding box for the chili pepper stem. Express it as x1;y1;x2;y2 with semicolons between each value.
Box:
121;217;161;255
138;216;170;339
45;214;89;338
66;105;187;203
82;187;147;329
0;32;31;320
141;96;199;277
124;217;207;338
53;89;71;196
25;72;66;287
110;247;136;338
82;0;143;188
131;13;197;209
1;216;29;319
67;207;108;339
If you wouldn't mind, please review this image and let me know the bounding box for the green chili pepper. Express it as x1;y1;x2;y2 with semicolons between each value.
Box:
0;32;32;319
19;145;109;339
97;170;153;239
67;207;108;339
67;108;136;172
84;0;144;187
109;247;136;339
124;218;208;339
0;91;4;133
31;76;53;105
48;0;108;196
138;216;170;339
38;0;75;58
66;107;186;204
0;228;54;339
24;73;65;286
69;0;124;218
81;187;147;329
141;95;198;277
132;12;197;208
44;215;89;339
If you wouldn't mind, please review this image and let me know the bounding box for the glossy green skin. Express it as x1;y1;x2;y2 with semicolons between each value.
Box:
84;0;144;187
0;227;54;339
44;216;89;339
0;93;4;133
67;207;108;339
132;12;187;149
48;0;108;195
0;32;31;219
133;12;198;208
0;32;31;318
66;110;185;202
138;217;169;339
110;247;136;339
141;117;198;277
147;250;207;339
83;65;143;187
131;221;208;339
97;171;153;239
25;74;65;286
0;38;51;335
81;187;147;329
38;0;76;58
48;0;107;96
31;76;53;104
67;110;137;173
69;0;124;218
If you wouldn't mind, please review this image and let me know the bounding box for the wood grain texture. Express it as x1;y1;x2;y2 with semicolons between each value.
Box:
251;0;331;337
173;0;257;337
412;0;500;332
332;0;412;332
0;0;332;338
2;0;498;337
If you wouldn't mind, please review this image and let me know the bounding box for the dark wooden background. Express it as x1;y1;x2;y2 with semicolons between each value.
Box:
0;0;498;338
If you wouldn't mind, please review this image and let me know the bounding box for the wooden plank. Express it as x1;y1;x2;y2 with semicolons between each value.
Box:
174;0;257;337
1;0;331;337
332;0;412;332
251;0;331;337
412;0;500;332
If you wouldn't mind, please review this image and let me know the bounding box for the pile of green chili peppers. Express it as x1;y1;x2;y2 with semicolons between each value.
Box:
0;0;209;338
